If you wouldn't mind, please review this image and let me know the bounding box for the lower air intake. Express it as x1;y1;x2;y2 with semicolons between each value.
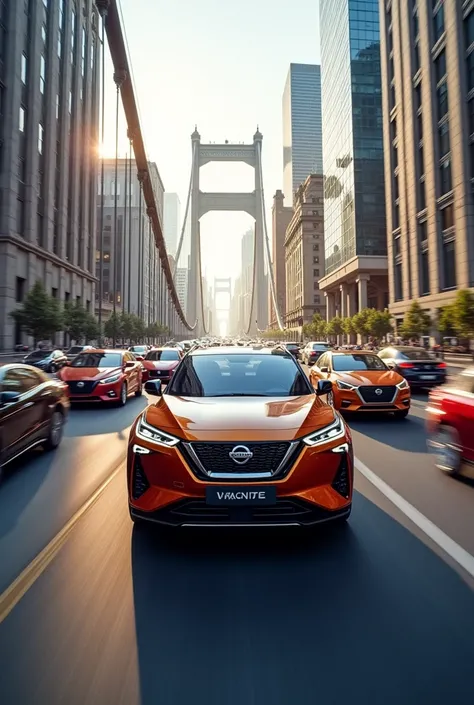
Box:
132;456;150;500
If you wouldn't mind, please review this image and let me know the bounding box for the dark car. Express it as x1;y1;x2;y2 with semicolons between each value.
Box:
0;364;69;469
284;342;301;358
23;349;68;373
65;345;95;362
378;346;447;388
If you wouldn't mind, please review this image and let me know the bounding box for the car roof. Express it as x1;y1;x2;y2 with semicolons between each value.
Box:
190;346;282;356
387;346;426;351
75;349;124;354
330;350;376;355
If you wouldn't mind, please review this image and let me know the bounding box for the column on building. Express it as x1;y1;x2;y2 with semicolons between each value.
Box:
356;274;370;311
346;283;357;343
325;291;336;322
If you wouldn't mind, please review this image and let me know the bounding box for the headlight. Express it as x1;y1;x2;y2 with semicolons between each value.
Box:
136;414;180;447
335;380;356;391
397;378;409;389
99;373;121;385
302;415;346;447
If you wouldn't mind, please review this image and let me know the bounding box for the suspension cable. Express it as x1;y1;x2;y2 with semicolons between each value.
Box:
173;142;195;279
197;222;209;335
244;226;258;335
257;141;285;331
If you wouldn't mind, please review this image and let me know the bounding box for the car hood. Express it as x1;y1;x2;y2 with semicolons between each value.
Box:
144;394;337;442
143;360;179;370
60;366;122;382
335;369;402;385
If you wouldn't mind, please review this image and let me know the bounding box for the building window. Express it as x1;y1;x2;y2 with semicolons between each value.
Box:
390;117;397;142
467;51;474;94
420;250;430;295
38;123;44;154
413;41;420;73
418;220;428;245
437;83;448;119
390;83;396;110
440;158;452;194
394;262;403;301
414;83;422;111
21;53;27;84
419;179;426;211
393;202;400;230
443;240;456;289
40;55;46;94
313;269;319;277
434;50;446;84
393;173;399;201
19;106;26;132
418;145;424;176
417;113;423;142
393;234;401;257
441;203;454;232
438;121;450;158
433;4;444;44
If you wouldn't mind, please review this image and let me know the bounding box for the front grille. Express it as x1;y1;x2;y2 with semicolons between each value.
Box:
169;498;315;522
67;380;98;395
187;441;291;477
358;385;396;403
148;369;169;378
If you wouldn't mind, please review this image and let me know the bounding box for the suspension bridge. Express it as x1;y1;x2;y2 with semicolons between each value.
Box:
98;0;285;337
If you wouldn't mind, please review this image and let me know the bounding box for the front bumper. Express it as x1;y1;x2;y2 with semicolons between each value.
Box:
335;386;410;413
128;437;353;526
67;379;123;402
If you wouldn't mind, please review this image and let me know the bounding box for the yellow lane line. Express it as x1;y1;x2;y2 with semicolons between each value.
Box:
0;463;124;625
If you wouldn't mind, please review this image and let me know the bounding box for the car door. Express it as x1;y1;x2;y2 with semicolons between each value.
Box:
124;352;139;391
309;353;328;386
0;367;44;462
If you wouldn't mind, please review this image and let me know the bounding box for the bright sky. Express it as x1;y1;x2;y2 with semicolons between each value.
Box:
102;0;321;326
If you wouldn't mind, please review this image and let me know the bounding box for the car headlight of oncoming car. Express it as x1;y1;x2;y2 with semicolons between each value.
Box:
397;378;409;389
136;414;180;448
99;373;122;385
335;380;356;391
302;415;346;447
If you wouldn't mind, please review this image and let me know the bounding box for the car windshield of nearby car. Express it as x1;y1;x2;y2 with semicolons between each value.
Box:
70;352;122;368
312;343;330;350
130;346;147;353
167;352;312;397
145;349;180;361
67;346;84;355
286;343;299;349
396;348;436;360
332;354;388;372
26;350;51;360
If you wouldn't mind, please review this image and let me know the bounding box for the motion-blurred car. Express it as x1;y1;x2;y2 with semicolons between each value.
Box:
23;349;68;373
309;351;411;418
426;367;474;476
128;345;150;360
284;342;301;358
0;364;69;469
140;347;183;384
378;346;447;389
58;349;143;405
65;344;95;362
127;346;353;528
301;341;331;365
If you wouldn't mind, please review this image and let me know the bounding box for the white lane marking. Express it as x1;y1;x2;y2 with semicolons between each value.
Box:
354;457;474;579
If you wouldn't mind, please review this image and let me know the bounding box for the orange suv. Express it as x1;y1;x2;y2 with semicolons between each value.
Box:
127;346;353;528
309;350;411;418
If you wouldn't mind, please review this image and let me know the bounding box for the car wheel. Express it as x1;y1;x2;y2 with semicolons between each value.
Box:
119;382;128;407
135;378;143;397
43;410;64;450
429;425;461;475
394;409;409;419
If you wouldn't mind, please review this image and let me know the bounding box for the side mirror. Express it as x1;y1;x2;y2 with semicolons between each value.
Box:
125;360;135;368
1;390;21;404
136;355;144;362
320;366;329;373
316;380;333;396
144;380;162;396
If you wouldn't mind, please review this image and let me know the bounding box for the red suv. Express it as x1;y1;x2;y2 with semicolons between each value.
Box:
141;347;183;384
426;367;474;476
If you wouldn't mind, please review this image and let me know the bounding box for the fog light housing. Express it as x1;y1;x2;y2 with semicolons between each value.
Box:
132;456;150;500
331;453;351;499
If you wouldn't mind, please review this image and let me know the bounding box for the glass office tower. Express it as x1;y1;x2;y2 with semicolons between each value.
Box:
320;0;387;286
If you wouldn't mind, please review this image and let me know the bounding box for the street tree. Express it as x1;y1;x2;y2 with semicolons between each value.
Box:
437;305;457;338
399;300;431;339
327;315;344;338
366;309;393;340
63;301;89;342
10;280;63;346
104;312;123;342
351;308;372;341
451;289;474;339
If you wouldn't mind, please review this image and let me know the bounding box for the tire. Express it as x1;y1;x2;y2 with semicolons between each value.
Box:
394;409;409;419
429;425;461;476
118;381;128;407
135;378;143;397
43;409;64;450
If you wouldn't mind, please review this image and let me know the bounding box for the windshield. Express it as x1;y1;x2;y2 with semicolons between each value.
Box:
167;352;311;397
286;344;299;349
67;346;83;354
332;354;387;372
145;349;180;361
397;349;436;361
27;350;51;360
129;346;146;353
71;352;122;368
312;343;330;350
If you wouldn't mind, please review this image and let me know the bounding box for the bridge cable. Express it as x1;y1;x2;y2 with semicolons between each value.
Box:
173;142;195;280
244;226;258;336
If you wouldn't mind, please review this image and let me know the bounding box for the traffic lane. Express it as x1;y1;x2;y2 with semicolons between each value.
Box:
1;472;474;705
0;396;147;594
348;401;474;556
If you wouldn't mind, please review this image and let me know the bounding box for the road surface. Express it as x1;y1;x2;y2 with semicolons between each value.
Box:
0;388;473;705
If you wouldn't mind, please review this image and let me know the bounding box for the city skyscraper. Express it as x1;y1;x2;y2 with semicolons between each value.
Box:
318;0;389;322
0;0;100;349
380;1;474;329
282;64;323;207
269;190;292;327
163;193;181;258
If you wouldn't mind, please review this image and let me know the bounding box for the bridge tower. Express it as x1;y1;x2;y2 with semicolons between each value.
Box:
187;128;267;336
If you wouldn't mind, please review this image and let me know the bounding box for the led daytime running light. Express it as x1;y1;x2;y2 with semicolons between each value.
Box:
303;415;346;447
136;414;180;447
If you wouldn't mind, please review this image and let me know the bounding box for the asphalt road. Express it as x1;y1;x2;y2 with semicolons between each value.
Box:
0;385;473;704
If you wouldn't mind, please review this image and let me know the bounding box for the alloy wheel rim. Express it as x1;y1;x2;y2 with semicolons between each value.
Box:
50;412;63;444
